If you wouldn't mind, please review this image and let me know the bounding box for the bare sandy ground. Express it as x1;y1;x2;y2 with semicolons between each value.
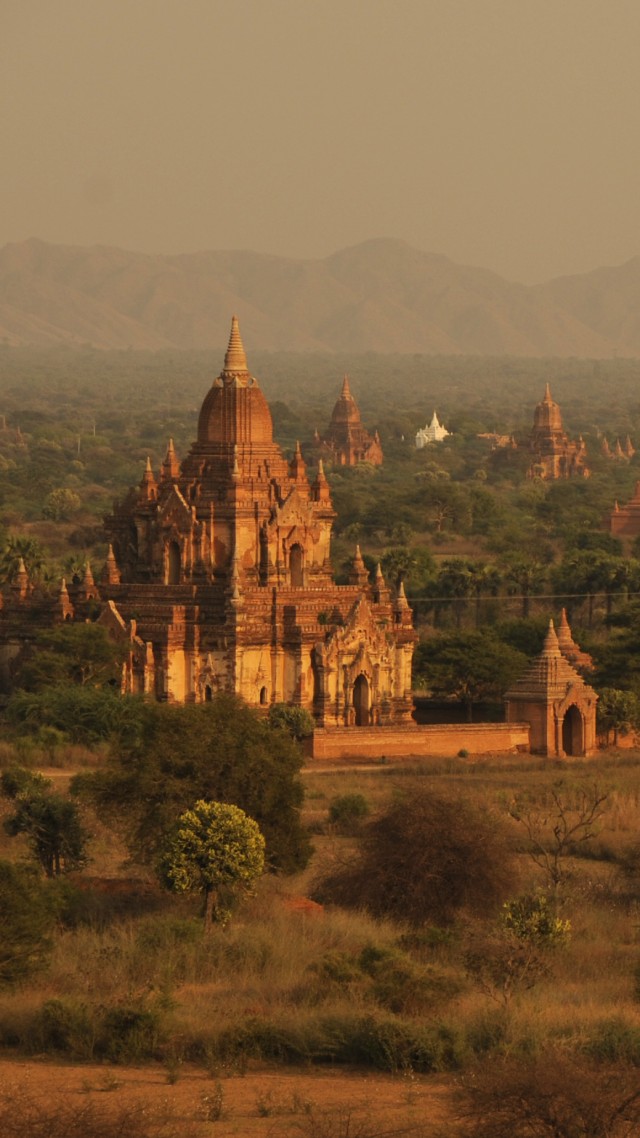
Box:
0;1057;455;1135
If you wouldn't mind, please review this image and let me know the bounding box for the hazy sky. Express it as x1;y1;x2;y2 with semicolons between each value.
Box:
2;0;640;282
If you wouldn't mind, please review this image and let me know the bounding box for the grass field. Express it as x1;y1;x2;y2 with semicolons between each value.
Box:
1;745;640;1135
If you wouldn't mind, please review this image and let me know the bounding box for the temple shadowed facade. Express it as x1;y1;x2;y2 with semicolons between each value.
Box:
102;319;414;721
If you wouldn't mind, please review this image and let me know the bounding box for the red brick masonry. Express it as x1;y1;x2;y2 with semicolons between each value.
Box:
311;722;531;761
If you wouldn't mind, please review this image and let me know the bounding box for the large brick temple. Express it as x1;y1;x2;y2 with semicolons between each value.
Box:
98;318;415;722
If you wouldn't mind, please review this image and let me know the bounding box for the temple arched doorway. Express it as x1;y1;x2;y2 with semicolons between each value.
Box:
290;544;304;587
167;541;181;585
562;704;584;756
353;673;370;727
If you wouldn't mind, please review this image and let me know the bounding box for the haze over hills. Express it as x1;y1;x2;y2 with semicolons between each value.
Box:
0;237;638;357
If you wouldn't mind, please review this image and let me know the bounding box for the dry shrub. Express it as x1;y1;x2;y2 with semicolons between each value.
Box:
0;1090;197;1138
457;1053;640;1137
289;1108;431;1137
314;786;517;926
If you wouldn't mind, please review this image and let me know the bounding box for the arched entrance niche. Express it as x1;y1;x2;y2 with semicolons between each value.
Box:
167;541;181;585
259;686;268;706
353;673;370;727
204;684;213;702
562;704;584;756
290;543;304;587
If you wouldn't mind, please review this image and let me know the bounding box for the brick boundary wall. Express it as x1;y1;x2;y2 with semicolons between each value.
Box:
310;722;531;761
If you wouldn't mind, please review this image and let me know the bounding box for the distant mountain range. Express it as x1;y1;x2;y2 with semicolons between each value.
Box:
1;237;639;357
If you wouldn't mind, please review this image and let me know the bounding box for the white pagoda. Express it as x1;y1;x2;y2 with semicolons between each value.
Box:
415;411;450;448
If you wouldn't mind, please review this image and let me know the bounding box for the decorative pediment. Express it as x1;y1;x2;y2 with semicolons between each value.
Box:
158;485;193;530
555;684;595;718
322;594;392;666
272;487;314;529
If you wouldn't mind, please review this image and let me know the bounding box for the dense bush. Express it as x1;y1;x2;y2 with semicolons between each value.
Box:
74;693;312;873
328;793;370;833
0;861;59;985
457;1053;640;1137
315;786;517;926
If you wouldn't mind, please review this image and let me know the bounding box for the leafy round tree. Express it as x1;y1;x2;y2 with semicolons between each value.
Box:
268;702;315;740
2;766;89;878
158;800;265;930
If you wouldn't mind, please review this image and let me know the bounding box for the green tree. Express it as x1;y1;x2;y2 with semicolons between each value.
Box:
413;631;527;720
0;534;47;584
6;686;146;746
591;603;640;696
42;487;82;521
0;860;58;985
596;688;640;745
158;800;265;930
504;557;548;620
268;703;315;740
14;623;127;692
74;694;311;873
2;768;89;878
433;559;474;628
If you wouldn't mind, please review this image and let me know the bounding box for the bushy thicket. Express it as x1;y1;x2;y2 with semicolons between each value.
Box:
315;786;518;925
74;693;311;873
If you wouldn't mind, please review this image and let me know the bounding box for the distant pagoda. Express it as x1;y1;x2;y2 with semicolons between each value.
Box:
415;411;450;448
527;384;589;480
317;376;383;466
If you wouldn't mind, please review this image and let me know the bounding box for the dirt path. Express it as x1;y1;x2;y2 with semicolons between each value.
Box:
0;1057;455;1135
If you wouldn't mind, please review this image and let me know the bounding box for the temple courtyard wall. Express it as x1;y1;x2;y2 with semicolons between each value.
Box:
310;722;531;761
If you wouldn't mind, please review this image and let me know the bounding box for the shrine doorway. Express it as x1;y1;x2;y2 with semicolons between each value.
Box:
562;704;584;756
167;541;181;585
353;674;370;727
290;544;304;587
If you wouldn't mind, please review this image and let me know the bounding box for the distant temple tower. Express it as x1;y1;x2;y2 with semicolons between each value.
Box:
415;411;450;448
528;384;589;480
318;376;383;466
505;619;597;757
609;481;640;546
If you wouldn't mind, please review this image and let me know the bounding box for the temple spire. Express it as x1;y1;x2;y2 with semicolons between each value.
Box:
102;544;121;586
543;382;553;403
57;577;74;620
139;456;157;502
222;316;249;376
349;544;369;586
290;440;307;484
312;459;331;504
161;438;180;481
341;374;352;398
542;619;561;657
